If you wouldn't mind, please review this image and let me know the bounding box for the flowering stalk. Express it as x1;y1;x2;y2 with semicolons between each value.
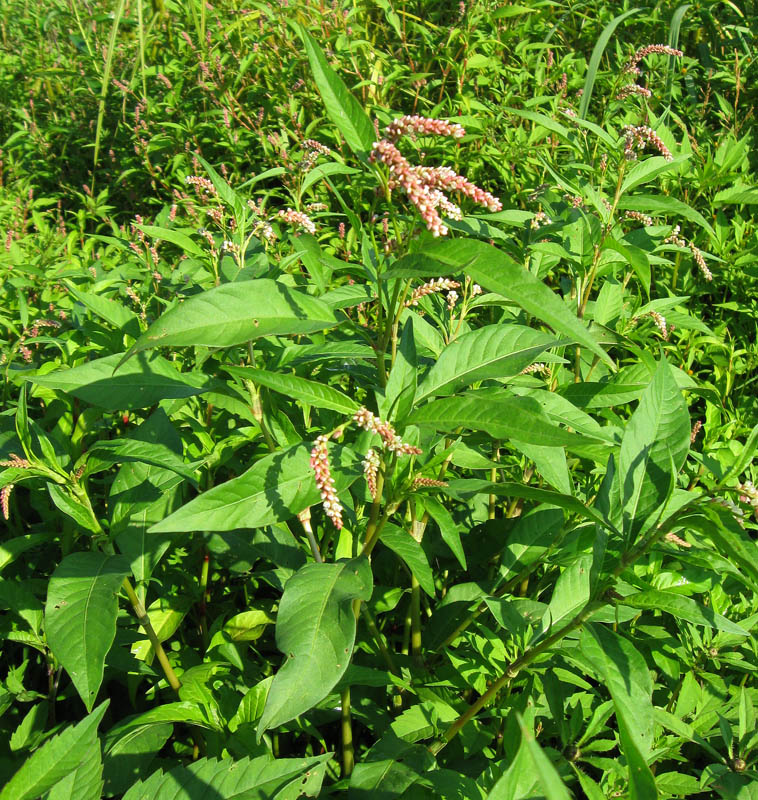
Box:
310;435;343;530
622;125;673;161
404;278;461;307
624;44;684;76
353;407;422;455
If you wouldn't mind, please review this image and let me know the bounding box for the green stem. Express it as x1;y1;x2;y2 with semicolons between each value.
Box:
122;577;183;692
429;599;605;755
410;573;422;667
341;686;354;777
198;551;210;648
360;604;401;676
430;505;695;752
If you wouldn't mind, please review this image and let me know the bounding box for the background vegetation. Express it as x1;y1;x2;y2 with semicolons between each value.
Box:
1;0;757;797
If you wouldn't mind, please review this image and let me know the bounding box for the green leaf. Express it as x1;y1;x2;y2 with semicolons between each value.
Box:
48;484;100;533
294;24;375;158
0;702;108;800
618;195;715;237
415;324;560;401
548;552;592;628
510;440;571;494
717;423;758;488
121;754;330;800
226;366;359;415
134;224;206;259
301;162;360;194
620;155;690;194
379;524;435;596
194;155;245;220
579;8;641;118
119;280;338;367
423;238;614;368
88;438;197;483
0;534;48;575
446;479;614;533
581;625;657;800
65;281;140;336
103;723;172;797
258;558;372;733
28;352;207;410
712;186;758;205
408;392;600;448
517;714;573;800
622;590;749;635
381;319;417;423
505;107;572;141
422;494;466;569
47;737;104;800
45;553;130;711
150;442;359;533
110;410;183;584
104;702;216;743
617;359;690;538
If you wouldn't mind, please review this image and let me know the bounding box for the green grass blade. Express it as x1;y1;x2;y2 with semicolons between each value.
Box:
578;8;641;119
93;0;127;181
664;4;691;115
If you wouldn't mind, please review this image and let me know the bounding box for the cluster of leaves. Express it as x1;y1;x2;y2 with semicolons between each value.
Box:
1;0;758;798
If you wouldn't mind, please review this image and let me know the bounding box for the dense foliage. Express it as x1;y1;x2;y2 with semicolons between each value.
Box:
1;0;758;797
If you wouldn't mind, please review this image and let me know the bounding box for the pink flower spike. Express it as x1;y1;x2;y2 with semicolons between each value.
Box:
310;435;343;530
385;115;466;142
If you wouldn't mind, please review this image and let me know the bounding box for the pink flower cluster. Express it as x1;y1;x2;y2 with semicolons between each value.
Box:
649;310;672;340
413;476;449;489
371;116;502;236
185;175;218;197
353;407;422;455
1;485;12;520
616;84;652;100
278;208;316;235
664;225;713;281
622;125;673;161
417;166;501;213
0;454;30;521
405;278;461;307
310;435;343;530
690;420;703;444
624;210;654;226
385;115;466;142
303;139;331;156
625;44;684;76
363;449;381;500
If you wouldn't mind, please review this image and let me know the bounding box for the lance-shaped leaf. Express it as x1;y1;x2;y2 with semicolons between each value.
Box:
118;280;338;368
28;352;207;410
408;392;603;449
617;359;690;539
150;442;360;533
423;238;614;368
379;524;435;596
226;366;360;415
580;624;657;800
415;324;561;401
258;557;373;733
45;554;130;711
294;23;375;159
47;737;104;800
622;590;749;636
0;702;108;800
121;754;331;800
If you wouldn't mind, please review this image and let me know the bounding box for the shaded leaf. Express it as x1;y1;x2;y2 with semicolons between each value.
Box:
258;558;372;733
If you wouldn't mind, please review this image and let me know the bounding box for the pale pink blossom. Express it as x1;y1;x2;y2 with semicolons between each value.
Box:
310;435;343;529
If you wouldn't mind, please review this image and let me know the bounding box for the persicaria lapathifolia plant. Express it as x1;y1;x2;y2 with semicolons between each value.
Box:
2;10;758;800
